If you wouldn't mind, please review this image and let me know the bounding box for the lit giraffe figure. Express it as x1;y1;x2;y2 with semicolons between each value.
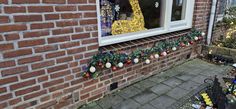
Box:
111;0;146;35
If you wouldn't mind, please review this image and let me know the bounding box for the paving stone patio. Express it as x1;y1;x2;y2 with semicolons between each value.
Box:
79;59;233;109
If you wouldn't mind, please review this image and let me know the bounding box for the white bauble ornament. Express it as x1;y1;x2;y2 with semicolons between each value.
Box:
133;58;139;64
118;62;124;68
201;32;206;36
194;36;199;41
105;62;111;68
89;66;96;73
145;59;151;64
161;52;167;56
154;54;159;59
186;43;190;46
150;55;154;59
172;47;177;51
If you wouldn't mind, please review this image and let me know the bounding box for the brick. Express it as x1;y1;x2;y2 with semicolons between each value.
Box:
47;64;68;73
14;15;42;22
60;41;80;49
0;0;8;4
63;84;82;93
84;12;97;18
80;58;90;65
43;78;64;88
87;44;99;50
10;79;36;90
28;6;54;13
52;28;73;35
1;66;28;77
84;79;98;87
40;95;50;102
35;45;58;53
45;14;60;20
91;87;106;96
9;98;21;105
88;0;96;3
49;83;69;92
36;100;57;109
80;85;96;95
0;60;16;68
0;87;7;93
3;48;32;58
85;51;98;58
48;35;70;44
18;56;43;64
46;51;66;59
24;90;47;100
71;33;90;40
0;35;3;41
18;39;45;48
20;70;45;79
50;70;71;79
4;33;20;41
30;22;54;29
13;102;31;109
80;93;89;100
56;20;78;27
38;76;49;83
15;85;40;96
0;16;10;23
0;102;7;109
0;93;12;101
0;43;14;51
32;60;55;70
82;38;98;45
61;13;82;19
12;0;40;4
0;24;27;32
69;61;78;67
56;56;73;64
67;47;86;54
68;0;87;4
80;19;97;25
23;30;50;38
42;0;65;4
0;76;18;85
74;54;83;60
88;93;102;102
4;6;26;13
78;5;96;11
55;6;77;11
75;27;84;32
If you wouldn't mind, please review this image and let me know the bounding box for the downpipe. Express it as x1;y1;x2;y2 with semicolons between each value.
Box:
207;0;218;45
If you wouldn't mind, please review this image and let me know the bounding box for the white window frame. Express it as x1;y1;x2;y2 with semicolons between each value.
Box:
96;0;195;46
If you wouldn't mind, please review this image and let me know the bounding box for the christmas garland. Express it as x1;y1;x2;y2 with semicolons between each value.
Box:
83;29;205;78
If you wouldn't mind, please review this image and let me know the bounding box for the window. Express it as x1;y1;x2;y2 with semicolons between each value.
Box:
229;0;236;6
97;0;195;46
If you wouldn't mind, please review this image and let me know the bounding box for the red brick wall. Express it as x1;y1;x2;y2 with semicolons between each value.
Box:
0;0;211;109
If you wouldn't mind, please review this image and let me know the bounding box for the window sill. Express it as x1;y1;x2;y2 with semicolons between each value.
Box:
100;29;191;52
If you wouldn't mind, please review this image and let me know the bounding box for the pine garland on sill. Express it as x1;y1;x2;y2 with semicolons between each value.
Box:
83;29;205;79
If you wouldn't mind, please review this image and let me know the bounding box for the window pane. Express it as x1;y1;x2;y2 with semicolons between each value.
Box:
100;0;162;37
171;0;185;21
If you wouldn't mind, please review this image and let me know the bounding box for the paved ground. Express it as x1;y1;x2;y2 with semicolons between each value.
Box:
80;59;233;109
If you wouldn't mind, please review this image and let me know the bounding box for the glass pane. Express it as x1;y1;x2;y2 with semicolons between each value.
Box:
171;0;185;21
100;0;162;37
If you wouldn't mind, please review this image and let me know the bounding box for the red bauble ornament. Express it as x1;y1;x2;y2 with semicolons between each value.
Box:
189;41;194;45
180;42;186;47
112;66;117;71
198;36;203;40
84;72;90;78
126;60;132;64
98;62;103;67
